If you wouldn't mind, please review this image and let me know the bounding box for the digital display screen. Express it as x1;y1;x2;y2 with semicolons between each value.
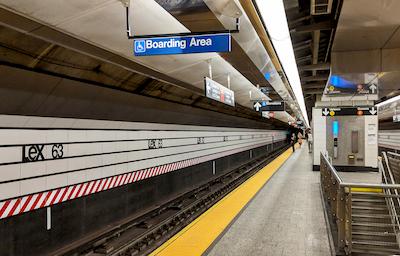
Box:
332;120;339;138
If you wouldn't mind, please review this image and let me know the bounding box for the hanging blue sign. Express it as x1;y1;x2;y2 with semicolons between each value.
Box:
133;33;231;56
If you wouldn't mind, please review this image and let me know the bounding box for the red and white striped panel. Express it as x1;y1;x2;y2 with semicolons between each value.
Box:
0;140;280;219
0;157;199;220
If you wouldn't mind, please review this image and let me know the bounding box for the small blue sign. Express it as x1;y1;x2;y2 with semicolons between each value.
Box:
264;72;271;80
135;40;146;53
133;33;231;56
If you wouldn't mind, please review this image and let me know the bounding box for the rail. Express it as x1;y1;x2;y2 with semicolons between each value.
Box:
382;152;400;246
320;152;400;255
53;142;289;256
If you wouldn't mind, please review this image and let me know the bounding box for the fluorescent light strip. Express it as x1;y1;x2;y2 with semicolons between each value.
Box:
254;0;309;127
375;95;400;108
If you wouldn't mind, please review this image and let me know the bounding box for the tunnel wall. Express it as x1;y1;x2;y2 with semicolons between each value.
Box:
0;64;288;255
0;115;286;220
378;130;400;154
0;141;286;256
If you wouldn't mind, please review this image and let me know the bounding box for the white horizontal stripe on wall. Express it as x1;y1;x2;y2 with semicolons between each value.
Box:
0;115;287;202
379;130;400;150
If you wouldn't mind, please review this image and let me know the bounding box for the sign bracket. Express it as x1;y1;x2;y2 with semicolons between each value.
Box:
124;5;240;40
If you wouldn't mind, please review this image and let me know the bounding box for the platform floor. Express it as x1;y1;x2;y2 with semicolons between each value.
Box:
150;147;294;256
338;171;381;183
207;145;331;256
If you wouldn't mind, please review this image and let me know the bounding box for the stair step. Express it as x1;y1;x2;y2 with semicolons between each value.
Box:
352;205;389;212
352;222;396;232
351;192;388;199
352;203;388;209
352;247;400;256
352;222;396;227
352;234;397;243
352;198;387;204
352;214;391;219
352;204;388;209
352;215;392;224
352;231;396;237
353;239;399;248
352;192;383;196
352;230;397;243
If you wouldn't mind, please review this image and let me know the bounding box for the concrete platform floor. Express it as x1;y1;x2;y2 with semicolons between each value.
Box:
207;145;331;256
338;171;381;183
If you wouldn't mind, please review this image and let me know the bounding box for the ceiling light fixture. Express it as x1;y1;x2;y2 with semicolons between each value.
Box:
254;0;309;127
375;95;400;108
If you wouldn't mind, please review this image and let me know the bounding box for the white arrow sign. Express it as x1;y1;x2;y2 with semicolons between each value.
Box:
254;102;261;112
369;84;377;94
323;108;329;116
369;107;377;115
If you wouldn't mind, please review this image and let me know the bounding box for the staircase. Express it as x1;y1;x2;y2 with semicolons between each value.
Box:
351;192;400;255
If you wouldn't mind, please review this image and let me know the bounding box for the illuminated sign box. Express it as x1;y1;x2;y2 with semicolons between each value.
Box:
133;33;231;56
204;77;235;107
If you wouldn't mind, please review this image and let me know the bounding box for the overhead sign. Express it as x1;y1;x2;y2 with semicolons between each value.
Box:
326;75;378;95
133;33;231;56
259;87;270;96
326;83;378;95
204;77;235;107
253;101;285;112
322;107;377;116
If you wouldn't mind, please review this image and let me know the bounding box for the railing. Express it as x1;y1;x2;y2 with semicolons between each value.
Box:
320;152;400;255
382;152;400;246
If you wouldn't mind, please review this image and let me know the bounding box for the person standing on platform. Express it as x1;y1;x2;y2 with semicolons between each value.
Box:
307;131;313;153
297;131;303;147
290;132;296;152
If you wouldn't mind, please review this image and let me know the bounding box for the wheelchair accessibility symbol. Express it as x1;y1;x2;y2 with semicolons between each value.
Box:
134;40;146;53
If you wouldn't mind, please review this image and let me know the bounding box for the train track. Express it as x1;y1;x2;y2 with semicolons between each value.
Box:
58;143;289;256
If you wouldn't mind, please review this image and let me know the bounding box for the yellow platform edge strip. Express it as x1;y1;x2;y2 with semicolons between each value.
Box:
150;147;294;256
351;187;383;193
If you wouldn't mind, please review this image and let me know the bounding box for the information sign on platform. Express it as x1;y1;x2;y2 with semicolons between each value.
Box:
134;33;231;56
321;107;377;116
204;77;235;107
253;101;285;112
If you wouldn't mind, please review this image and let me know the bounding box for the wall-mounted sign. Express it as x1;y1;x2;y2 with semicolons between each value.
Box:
393;114;400;123
262;111;270;119
322;107;377;116
134;33;231;56
253;101;285;112
204;77;235;107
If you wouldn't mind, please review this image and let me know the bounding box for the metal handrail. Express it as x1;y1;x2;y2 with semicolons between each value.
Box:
388;151;400;158
321;152;400;189
320;152;400;255
382;152;400;245
321;152;343;183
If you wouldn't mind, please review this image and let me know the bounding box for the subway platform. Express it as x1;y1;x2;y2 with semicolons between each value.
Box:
151;145;332;256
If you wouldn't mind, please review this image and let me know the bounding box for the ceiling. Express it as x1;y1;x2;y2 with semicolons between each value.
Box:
330;0;400;102
0;0;311;125
0;0;266;107
333;0;400;52
283;0;341;119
